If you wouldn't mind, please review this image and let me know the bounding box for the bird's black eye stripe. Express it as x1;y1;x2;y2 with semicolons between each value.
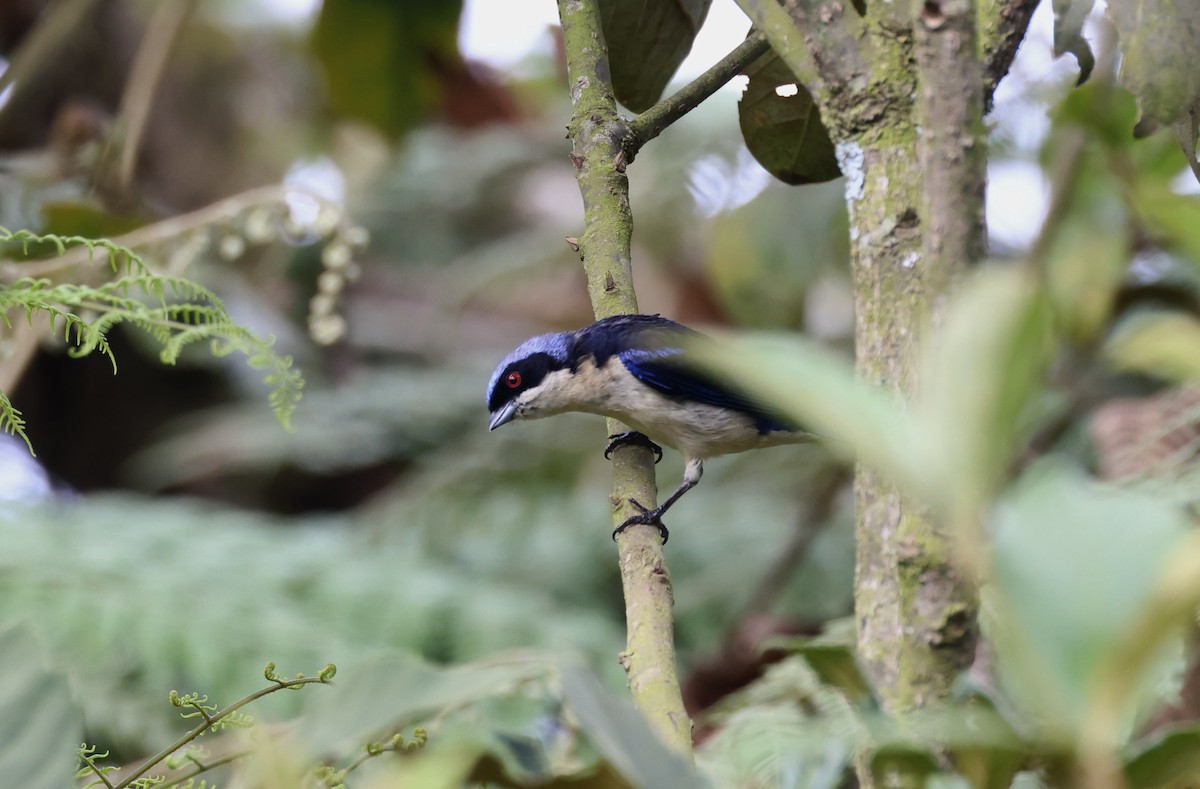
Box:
488;352;560;412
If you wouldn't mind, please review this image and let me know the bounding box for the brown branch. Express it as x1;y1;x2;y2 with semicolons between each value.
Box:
556;0;693;756
115;0;196;192
914;0;988;282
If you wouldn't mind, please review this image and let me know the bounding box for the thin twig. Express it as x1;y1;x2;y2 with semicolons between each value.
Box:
117;674;331;788
624;32;770;160
0;0;103;138
116;0;196;192
0;184;337;282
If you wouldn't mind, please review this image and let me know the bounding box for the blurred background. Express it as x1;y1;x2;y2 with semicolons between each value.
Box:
0;0;1153;773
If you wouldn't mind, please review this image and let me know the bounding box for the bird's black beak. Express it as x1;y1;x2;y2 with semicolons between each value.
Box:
488;400;519;431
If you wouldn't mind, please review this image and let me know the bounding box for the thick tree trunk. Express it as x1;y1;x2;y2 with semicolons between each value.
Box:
739;0;1013;714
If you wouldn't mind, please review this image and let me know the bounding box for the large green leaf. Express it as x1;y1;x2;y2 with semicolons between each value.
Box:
599;0;711;112
738;50;840;185
686;333;921;499
1131;182;1200;275
917;266;1052;525
311;0;463;138
988;465;1192;737
1109;0;1200;136
0;625;82;789
1103;309;1200;382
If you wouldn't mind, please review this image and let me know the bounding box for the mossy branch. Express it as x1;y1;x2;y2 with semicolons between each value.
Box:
556;0;693;756
623;32;770;161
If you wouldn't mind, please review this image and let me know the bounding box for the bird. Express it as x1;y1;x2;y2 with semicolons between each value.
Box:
486;314;814;542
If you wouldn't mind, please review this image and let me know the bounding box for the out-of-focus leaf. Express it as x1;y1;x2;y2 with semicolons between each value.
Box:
696;703;852;789
297;651;553;753
1051;0;1096;83
311;0;463;138
1104;309;1200;382
561;666;705;789
705;178;848;330
686;333;921;500
40;201;146;238
599;0;711;112
738;51;839;185
765;622;873;705
870;744;939;786
1109;0;1200;136
1125;724;1200;789
988;464;1191;736
1044;173;1131;342
0;625;81;789
917;266;1051;523
1054;82;1139;147
1132;183;1200;274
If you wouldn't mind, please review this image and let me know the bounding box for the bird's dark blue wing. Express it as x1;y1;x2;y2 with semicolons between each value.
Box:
572;314;795;434
618;347;793;434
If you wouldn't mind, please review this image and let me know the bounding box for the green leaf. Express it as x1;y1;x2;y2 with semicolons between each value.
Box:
1051;0;1096;83
1043;167;1131;342
1132;183;1200;274
988;464;1191;736
696;703;852;789
0;625;82;789
311;0;463;138
1104;309;1200;382
685;333;921;499
599;0;711;112
561;666;706;788
870;744;939;786
1109;0;1200;135
917;266;1051;523
1125;724;1200;789
738;51;840;185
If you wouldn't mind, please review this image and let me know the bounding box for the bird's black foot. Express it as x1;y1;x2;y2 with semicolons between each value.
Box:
612;499;669;544
604;431;663;464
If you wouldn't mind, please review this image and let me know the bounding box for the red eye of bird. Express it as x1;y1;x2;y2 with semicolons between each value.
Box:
505;371;522;388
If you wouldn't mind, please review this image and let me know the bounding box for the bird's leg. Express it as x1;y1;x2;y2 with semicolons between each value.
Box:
604;431;663;464
612;458;703;545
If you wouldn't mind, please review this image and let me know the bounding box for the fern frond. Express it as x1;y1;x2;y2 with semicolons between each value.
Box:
0;229;304;441
0;390;34;454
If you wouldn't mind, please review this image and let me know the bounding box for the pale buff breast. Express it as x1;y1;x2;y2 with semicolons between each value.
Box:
526;356;806;461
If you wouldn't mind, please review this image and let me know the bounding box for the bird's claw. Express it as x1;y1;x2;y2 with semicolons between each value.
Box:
611;498;669;544
604;431;663;464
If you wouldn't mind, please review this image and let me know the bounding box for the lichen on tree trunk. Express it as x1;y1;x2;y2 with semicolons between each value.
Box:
845;134;979;708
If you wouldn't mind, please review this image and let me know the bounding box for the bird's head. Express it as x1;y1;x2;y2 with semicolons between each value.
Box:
486;330;574;430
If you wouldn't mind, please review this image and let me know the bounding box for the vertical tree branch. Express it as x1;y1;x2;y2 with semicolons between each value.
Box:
556;0;693;756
